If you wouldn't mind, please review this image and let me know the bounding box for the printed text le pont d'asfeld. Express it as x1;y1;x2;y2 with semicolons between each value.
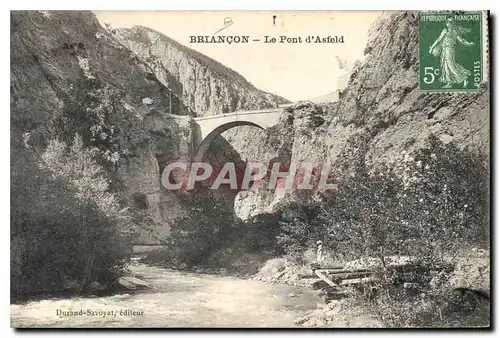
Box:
189;35;345;44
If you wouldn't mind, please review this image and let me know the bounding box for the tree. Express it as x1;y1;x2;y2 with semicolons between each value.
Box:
160;190;235;268
396;136;489;254
276;200;323;259
276;135;489;262
40;134;134;289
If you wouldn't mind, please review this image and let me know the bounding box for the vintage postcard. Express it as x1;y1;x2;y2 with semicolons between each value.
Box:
10;10;490;328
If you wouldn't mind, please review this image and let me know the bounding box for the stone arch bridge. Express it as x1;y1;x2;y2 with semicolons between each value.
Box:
192;105;291;160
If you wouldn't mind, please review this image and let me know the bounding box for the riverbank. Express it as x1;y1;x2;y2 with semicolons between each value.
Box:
11;261;319;328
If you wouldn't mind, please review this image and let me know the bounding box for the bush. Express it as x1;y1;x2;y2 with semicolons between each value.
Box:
11;67;150;301
11;138;133;300
363;268;490;327
277;136;489;262
150;190;234;269
143;190;282;272
274;135;489;327
276;200;323;260
396;136;489;253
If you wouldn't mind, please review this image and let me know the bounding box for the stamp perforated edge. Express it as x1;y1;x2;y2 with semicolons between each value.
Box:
417;10;489;93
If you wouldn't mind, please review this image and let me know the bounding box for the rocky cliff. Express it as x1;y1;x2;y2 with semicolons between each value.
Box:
111;26;289;116
11;11;489;239
11;11;195;243
230;12;489;220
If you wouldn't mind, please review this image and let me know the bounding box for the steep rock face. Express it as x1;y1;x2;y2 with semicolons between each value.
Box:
118;113;195;243
333;12;489;166
230;12;489;219
111;26;289;116
11;11;189;129
11;11;194;243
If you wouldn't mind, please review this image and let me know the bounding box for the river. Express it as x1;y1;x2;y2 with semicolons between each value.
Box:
11;261;320;328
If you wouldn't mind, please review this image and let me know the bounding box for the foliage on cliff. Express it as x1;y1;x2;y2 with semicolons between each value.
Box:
142;190;282;274
268;135;489;328
230;11;488;223
277;136;489;261
10;10;189;298
11;142;132;299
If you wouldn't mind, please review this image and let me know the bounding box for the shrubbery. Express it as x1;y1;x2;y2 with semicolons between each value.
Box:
11;76;138;300
277;136;489;261
143;190;282;273
149;134;488;290
275;135;489;327
156;191;235;268
11;141;133;300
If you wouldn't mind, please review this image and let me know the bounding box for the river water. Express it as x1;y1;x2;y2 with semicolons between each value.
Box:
11;262;320;328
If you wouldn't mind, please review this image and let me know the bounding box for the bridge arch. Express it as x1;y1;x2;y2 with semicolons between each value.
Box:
194;120;264;161
192;108;287;161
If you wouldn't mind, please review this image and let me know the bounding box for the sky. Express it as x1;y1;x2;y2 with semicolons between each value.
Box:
94;11;382;101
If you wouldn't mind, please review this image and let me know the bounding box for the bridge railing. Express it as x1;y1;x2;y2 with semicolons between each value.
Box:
193;108;283;121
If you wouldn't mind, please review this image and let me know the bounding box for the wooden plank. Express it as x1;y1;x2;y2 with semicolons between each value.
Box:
329;271;375;281
339;276;376;286
314;266;344;270
298;274;319;279
314;269;338;288
320;268;372;274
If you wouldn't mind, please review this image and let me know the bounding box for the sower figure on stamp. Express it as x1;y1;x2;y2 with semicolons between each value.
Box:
429;17;474;89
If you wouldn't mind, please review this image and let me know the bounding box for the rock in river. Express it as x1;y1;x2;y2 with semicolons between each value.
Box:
117;276;152;290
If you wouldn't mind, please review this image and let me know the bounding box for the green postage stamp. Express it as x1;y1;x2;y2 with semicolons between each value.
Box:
419;11;488;92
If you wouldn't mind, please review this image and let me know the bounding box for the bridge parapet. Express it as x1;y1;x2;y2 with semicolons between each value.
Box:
194;109;283;140
193;108;282;121
191;108;284;160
